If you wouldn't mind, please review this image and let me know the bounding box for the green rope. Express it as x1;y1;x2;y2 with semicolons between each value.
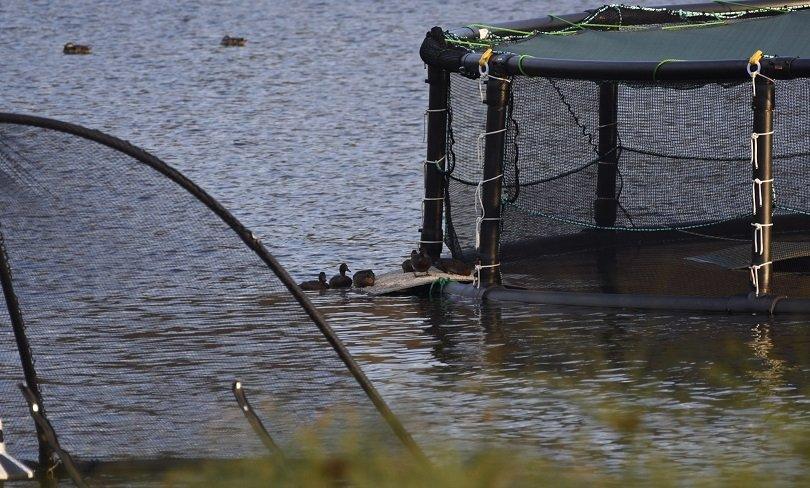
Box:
661;20;726;30
652;59;684;81
429;277;454;298
570;22;627;30
711;0;788;14
445;38;492;49
467;23;534;36
542;30;580;36
517;55;531;76
548;14;585;30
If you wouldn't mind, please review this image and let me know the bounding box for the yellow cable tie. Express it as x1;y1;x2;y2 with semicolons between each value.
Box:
479;48;494;67
749;50;764;66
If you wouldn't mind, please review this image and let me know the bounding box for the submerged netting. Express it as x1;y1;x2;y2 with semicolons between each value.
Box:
443;73;810;297
0;116;400;464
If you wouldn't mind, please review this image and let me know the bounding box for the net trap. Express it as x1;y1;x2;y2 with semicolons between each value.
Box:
416;0;810;314
0;114;425;484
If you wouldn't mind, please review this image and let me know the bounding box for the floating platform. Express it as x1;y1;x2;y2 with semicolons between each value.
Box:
363;268;473;296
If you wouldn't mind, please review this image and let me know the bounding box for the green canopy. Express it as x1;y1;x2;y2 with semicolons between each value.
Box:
495;10;810;62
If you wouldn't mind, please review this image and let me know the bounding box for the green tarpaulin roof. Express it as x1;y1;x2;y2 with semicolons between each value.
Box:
495;10;810;62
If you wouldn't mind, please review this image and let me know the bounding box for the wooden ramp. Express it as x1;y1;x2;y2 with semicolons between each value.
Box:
363;267;474;296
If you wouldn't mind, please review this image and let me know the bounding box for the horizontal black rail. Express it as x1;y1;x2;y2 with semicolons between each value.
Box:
443;282;810;314
456;53;810;82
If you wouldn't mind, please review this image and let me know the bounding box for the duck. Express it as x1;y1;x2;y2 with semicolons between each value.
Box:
221;35;247;47
329;263;353;289
63;43;91;55
402;259;414;273
436;257;473;276
299;272;329;291
409;249;432;276
353;269;375;288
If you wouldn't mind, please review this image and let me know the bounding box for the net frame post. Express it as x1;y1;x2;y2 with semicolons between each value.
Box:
478;68;511;286
420;65;449;261
594;82;619;226
0;240;53;474
751;76;774;296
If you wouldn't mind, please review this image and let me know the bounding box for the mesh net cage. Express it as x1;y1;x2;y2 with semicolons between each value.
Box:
424;2;810;304
0;114;412;470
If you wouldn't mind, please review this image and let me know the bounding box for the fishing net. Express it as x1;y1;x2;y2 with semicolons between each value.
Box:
443;72;810;297
0;115;403;466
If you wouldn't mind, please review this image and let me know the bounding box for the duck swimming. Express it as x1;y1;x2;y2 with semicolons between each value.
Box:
299;272;328;291
409;249;432;276
436;257;473;276
221;35;247;47
329;263;353;289
353;269;375;288
63;43;91;55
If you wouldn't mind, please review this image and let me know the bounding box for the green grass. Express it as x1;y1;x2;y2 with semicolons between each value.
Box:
151;417;810;487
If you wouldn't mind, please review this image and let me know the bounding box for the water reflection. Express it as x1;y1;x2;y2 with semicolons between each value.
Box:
320;295;810;473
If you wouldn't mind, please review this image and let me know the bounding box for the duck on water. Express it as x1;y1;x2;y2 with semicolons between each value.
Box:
329;263;352;289
299;271;328;291
63;43;91;55
221;35;247;47
352;269;375;288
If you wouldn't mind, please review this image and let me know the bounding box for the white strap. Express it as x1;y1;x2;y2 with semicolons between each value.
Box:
751;222;773;255
473;263;500;288
750;131;774;170
751;177;774;214
423;108;446;142
474;174;503;248
476;129;507;167
477;62;511;101
749;261;772;296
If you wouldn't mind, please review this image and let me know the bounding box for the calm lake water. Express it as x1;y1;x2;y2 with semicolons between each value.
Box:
1;0;809;482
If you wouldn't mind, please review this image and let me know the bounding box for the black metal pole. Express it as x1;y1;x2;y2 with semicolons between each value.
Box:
231;381;285;459
0;239;51;471
751;77;774;296
419;65;449;261
595;83;619;227
477;71;511;286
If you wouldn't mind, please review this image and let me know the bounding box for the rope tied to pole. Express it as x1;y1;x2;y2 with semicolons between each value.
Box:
424;155;453;175
751;222;773;256
750;131;774;169
751;177;773;214
474;127;508;248
747;50;776;96
747;50;776;296
475;174;503;248
750;261;772;297
476;128;507;168
477;49;510;102
423;108;446;143
420;192;445;246
473;263;500;289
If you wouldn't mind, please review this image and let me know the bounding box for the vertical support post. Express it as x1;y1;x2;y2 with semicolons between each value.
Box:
751;77;774;296
595;82;619;227
477;72;511;286
0;240;52;471
419;65;449;261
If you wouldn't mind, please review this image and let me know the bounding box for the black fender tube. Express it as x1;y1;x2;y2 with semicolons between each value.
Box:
442;282;810;314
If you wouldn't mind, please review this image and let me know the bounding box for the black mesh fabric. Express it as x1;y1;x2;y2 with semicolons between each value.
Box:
0;119;393;463
445;73;810;297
